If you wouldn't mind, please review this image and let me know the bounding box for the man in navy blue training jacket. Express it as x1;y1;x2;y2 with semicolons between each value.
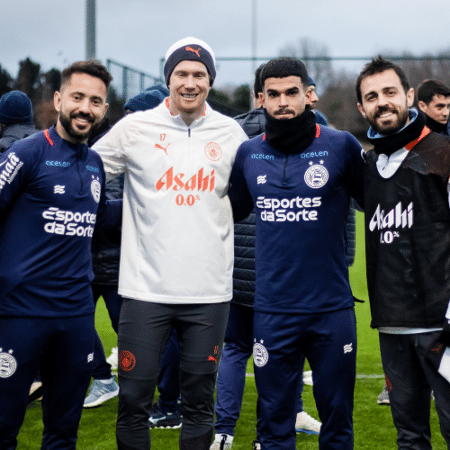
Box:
0;60;120;450
229;57;364;450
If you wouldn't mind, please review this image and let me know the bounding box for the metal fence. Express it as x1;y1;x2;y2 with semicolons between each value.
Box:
106;59;163;102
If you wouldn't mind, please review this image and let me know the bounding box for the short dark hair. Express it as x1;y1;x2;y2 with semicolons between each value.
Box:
417;79;450;104
60;60;113;90
260;57;308;89
356;56;410;104
254;64;265;96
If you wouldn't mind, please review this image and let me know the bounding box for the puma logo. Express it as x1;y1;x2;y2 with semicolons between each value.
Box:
185;46;201;58
155;143;170;155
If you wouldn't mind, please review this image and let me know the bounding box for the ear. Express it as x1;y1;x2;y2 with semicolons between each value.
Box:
357;102;366;118
54;91;62;113
406;87;414;108
305;86;312;102
102;102;109;119
259;91;265;108
417;100;427;113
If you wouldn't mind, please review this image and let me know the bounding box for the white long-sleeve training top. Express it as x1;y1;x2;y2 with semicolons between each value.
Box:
93;100;247;304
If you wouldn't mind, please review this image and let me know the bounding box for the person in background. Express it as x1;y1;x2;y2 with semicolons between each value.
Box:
306;77;328;127
417;79;450;136
0;90;37;153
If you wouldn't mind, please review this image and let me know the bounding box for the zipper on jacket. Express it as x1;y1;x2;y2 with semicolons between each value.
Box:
282;155;289;186
188;128;191;137
76;144;84;194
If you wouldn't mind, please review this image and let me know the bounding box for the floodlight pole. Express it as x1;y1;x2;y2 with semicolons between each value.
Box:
251;0;257;75
250;0;257;108
86;0;96;60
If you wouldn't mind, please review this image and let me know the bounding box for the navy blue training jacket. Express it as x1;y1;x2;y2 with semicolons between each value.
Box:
0;126;116;317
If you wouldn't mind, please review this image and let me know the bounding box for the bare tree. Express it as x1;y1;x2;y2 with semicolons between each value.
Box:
278;37;334;92
382;49;450;93
0;65;14;97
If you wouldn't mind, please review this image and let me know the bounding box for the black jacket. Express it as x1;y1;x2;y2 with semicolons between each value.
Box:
91;174;124;285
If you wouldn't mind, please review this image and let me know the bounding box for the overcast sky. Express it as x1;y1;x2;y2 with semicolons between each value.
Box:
2;0;449;93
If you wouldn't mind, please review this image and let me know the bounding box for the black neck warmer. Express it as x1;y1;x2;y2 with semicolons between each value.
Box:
264;106;317;154
425;114;448;135
368;111;427;156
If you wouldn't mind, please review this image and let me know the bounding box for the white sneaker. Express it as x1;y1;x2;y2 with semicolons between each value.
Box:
83;378;119;408
377;385;390;405
210;434;233;450
106;347;118;371
303;370;313;386
295;411;321;435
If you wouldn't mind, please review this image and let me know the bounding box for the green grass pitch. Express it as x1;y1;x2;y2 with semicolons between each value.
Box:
17;212;448;449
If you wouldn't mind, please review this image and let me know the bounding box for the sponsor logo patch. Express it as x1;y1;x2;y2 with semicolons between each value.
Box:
253;340;269;367
205;142;222;162
257;175;267;185
0;348;17;378
119;350;136;372
185;46;201;58
344;343;353;354
42;207;97;237
256;196;321;223
304;161;329;189
0;152;24;192
369;202;413;245
155;143;170;155
91;177;101;203
156;167;215;193
46;160;70;167
54;185;65;194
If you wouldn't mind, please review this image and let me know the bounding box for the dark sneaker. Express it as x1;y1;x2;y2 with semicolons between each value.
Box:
148;402;182;429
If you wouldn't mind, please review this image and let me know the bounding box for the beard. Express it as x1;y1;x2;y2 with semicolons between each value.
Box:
59;110;96;143
367;105;410;135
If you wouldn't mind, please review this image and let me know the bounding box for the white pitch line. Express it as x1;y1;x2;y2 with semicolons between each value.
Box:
245;373;384;379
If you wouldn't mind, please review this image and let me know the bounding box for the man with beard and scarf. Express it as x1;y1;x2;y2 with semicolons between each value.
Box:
0;60;122;450
417;79;450;137
356;56;450;449
228;57;364;450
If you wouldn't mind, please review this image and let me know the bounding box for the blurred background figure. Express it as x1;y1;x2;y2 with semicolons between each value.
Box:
417;79;450;136
0;90;37;153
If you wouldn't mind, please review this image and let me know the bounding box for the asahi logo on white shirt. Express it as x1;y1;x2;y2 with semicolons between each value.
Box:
369;202;413;244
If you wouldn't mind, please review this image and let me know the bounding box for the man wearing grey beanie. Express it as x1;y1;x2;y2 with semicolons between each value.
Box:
93;37;247;450
0;90;37;153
